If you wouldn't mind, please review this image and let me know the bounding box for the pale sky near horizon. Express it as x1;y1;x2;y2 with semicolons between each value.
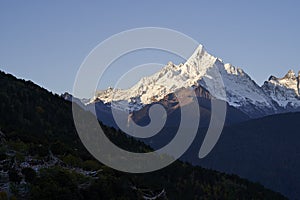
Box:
1;1;300;98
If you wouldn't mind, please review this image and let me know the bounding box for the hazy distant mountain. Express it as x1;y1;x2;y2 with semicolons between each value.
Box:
182;112;300;199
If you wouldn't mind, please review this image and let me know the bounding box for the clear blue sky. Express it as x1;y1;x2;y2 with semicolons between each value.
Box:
1;0;300;97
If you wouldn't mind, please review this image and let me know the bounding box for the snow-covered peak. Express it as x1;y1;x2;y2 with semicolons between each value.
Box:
283;70;297;80
182;45;218;77
224;63;245;76
91;45;222;111
266;70;300;95
262;70;300;108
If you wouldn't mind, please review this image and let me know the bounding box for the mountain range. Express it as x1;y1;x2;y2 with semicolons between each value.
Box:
0;70;287;199
87;45;300;118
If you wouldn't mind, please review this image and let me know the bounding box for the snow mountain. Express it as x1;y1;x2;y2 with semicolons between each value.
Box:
89;45;300;118
262;70;300;109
